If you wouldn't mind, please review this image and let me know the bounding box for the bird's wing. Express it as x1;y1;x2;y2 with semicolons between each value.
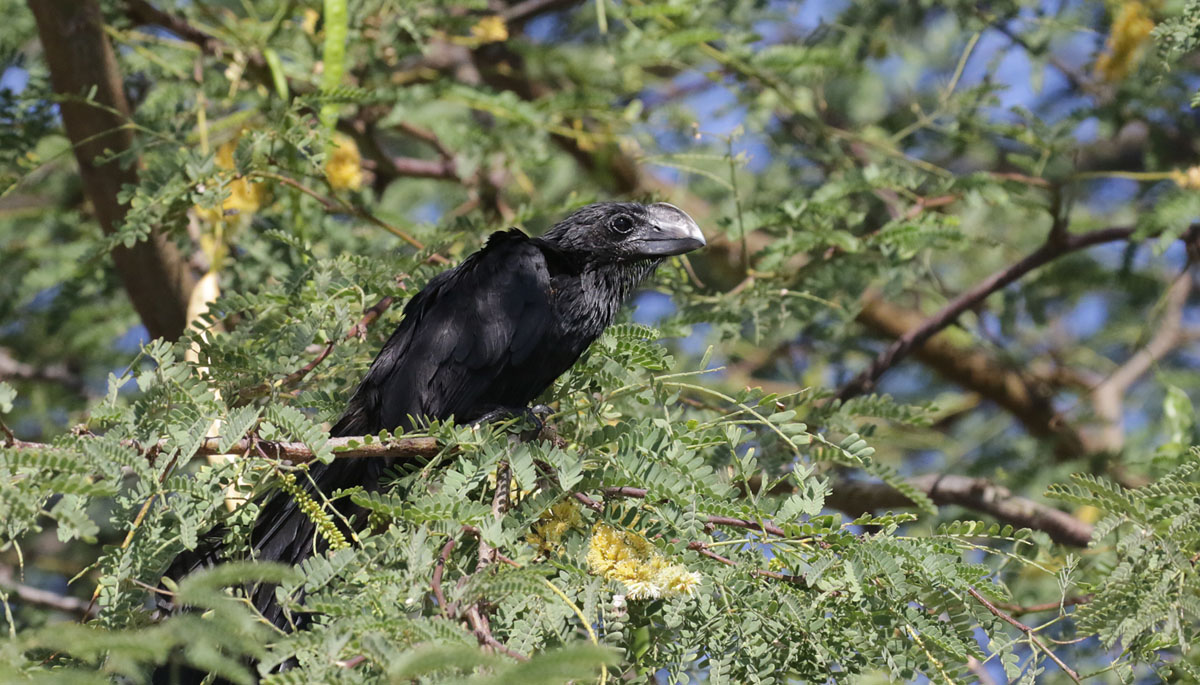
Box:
334;229;555;434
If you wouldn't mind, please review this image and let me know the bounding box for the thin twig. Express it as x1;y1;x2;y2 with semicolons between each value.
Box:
968;587;1081;684
387;156;459;181
431;537;457;615
704;515;788;538
0;348;91;397
337;655;367;669
994;594;1093;617
587;486;791;538
686;541;736;566
0;418;13;447
252;171;447;262
237;292;396;401
465;604;528;661
395;122;458;161
478;461;511;566
754;569;807;584
500;0;581;25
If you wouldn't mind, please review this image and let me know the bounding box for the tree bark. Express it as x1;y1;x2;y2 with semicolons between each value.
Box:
30;0;194;341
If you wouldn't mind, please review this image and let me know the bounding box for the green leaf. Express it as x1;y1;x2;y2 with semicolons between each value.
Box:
0;381;14;414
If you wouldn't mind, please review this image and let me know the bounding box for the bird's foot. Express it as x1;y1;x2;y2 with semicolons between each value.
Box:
473;405;553;440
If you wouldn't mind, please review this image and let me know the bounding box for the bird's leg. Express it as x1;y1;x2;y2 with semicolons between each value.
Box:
472;405;551;439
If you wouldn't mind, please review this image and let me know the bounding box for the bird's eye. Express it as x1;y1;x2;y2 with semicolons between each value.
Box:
610;214;634;235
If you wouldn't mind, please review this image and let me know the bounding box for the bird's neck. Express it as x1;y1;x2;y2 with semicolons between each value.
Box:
551;260;660;338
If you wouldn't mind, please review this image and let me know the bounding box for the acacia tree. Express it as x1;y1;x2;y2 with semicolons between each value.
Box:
3;0;1200;682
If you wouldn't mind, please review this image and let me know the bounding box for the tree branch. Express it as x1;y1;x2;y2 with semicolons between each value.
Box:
0;348;90;397
500;0;582;26
825;474;1093;547
837;225;1145;402
853;296;1084;451
30;0;196;341
968;587;1082;683
1089;270;1195;452
0;566;97;618
5;435;440;464
384;156;461;181
431;537;456;615
994;594;1093;617
122;0;238;64
8;427;1091;545
237;291;397;401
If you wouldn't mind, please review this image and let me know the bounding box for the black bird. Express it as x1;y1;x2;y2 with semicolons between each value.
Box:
161;201;704;630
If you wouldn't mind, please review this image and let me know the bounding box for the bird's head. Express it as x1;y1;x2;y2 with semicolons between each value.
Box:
540;201;706;264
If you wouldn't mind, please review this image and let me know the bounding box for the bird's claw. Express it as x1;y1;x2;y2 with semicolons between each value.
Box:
473;405;551;440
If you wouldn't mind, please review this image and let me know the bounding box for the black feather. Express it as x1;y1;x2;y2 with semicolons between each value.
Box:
157;201;704;640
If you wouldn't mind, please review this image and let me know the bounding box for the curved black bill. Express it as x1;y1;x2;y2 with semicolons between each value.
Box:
632;203;706;257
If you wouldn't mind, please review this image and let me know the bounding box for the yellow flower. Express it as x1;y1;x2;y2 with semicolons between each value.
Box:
325;133;365;191
301;8;320;36
1171;166;1200;190
195;137;269;223
1095;1;1155;83
526;499;585;553
471;16;508;44
585;524;701;600
657;564;702;597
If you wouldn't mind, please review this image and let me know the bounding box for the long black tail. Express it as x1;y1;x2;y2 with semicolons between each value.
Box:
153;406;388;683
159;406;384;628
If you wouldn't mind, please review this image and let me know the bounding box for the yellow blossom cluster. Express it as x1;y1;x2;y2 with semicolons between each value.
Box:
586;523;701;600
195;136;269;224
325;133;365;191
471;16;509;44
450;16;508;47
526;499;585;553
1172;166;1200;190
301;8;320;36
1095;1;1155;83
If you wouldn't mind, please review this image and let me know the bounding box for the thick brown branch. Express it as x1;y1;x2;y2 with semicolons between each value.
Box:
209;435;441;463
837;225;1143;402
5;435;440;464
31;0;195;341
826;474;1093;547
8;430;1092;545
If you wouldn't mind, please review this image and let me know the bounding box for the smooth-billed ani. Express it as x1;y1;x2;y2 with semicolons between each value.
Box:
160;201;704;630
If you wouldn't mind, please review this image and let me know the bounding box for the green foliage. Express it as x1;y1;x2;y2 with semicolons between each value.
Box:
1046;448;1200;673
4;0;1200;682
